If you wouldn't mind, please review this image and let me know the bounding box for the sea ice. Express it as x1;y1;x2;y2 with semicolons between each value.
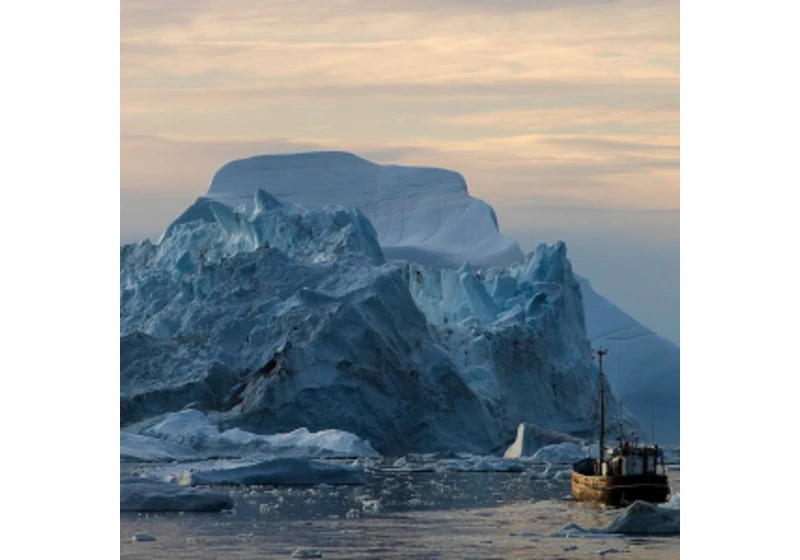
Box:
120;476;234;512
120;431;200;463
176;458;367;487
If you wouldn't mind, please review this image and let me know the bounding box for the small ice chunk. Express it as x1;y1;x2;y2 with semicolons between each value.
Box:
131;533;156;542
291;548;322;558
360;499;384;514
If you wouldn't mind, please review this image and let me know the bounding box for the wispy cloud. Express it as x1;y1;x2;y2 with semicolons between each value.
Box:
121;0;679;231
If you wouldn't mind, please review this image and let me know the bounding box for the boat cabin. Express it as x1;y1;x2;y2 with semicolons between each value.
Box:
607;443;665;476
572;442;666;477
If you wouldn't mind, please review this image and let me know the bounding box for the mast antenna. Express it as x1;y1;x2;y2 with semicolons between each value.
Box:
617;352;623;442
651;398;656;444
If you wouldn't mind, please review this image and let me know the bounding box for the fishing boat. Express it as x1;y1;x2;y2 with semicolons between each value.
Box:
570;348;670;507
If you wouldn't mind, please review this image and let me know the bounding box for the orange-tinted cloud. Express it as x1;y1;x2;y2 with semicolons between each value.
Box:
121;0;679;235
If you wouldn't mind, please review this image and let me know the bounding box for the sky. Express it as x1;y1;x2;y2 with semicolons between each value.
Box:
120;0;679;345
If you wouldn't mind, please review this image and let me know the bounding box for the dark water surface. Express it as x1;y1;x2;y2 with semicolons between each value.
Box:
120;463;679;559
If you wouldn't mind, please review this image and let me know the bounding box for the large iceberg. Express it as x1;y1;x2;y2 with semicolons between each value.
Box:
189;151;677;443
121;154;641;455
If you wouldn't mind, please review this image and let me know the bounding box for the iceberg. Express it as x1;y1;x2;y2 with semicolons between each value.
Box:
198;151;524;269
553;494;680;536
120;431;200;463
131;409;380;458
121;154;638;455
503;423;585;459
530;442;594;464
120;476;234;512
194;151;675;441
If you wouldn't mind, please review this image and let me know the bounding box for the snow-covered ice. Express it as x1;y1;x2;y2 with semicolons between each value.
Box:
120;476;234;512
200;151;524;269
120;431;200;463
176;458;368;487
133;410;379;458
530;442;595;464
385;453;524;473
603;496;680;535
552;494;680;536
291;549;323;559
530;465;571;480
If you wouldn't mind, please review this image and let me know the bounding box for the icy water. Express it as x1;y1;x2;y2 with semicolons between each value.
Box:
120;461;680;559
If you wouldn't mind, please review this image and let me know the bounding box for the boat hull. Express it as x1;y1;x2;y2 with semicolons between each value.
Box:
570;471;670;507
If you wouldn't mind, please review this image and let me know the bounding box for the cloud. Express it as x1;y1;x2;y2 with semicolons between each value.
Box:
121;0;679;235
434;107;678;135
121;133;678;213
121;0;678;96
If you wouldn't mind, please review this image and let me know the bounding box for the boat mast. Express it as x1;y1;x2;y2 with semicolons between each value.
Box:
597;348;607;474
617;352;624;444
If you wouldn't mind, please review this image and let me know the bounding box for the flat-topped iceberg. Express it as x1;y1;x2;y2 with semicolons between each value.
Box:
199;151;524;269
